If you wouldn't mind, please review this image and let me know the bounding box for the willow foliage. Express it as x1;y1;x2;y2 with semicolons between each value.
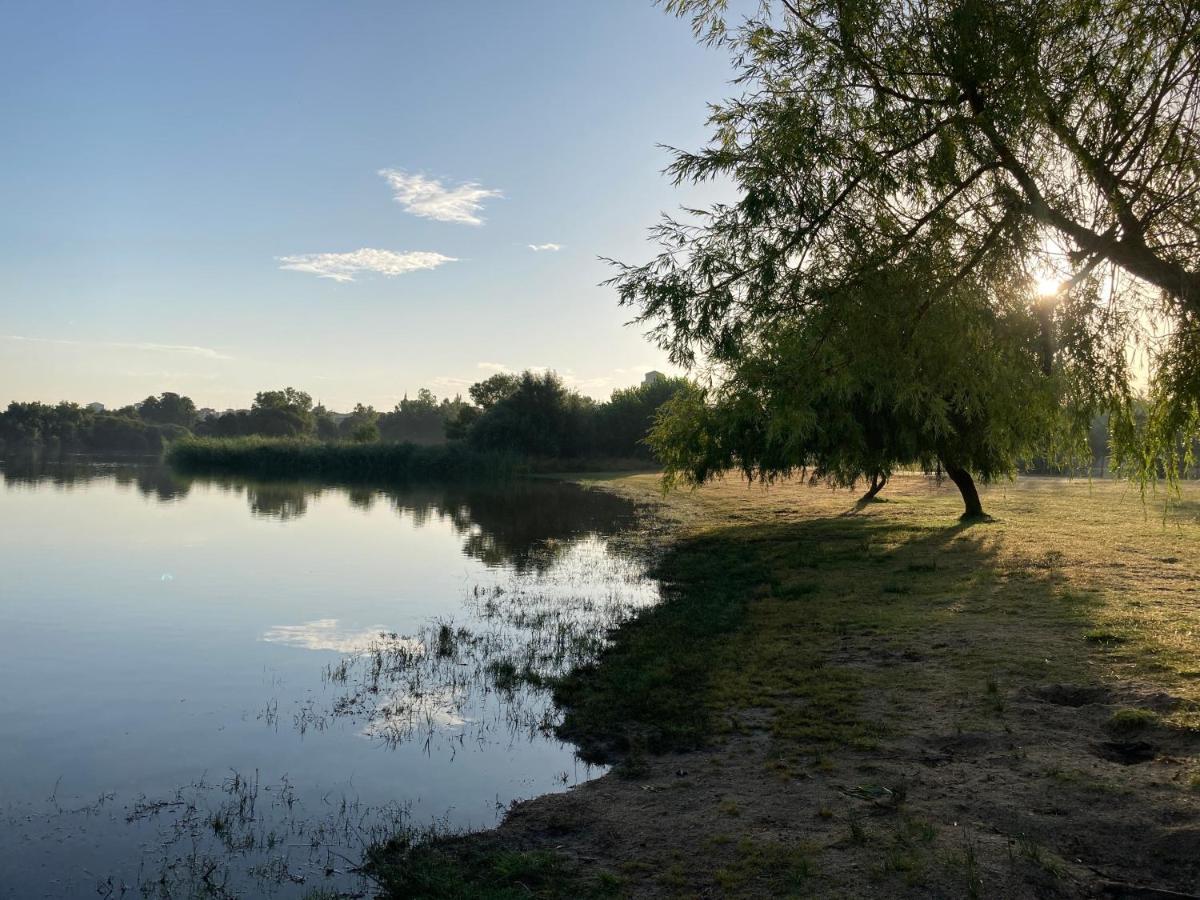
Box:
617;0;1200;489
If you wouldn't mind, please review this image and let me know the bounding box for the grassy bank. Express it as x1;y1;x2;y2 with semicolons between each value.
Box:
167;436;523;481
368;473;1200;898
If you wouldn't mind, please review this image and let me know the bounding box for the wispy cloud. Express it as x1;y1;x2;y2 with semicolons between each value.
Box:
378;169;502;225
476;361;513;373
429;376;475;393
528;243;562;252
1;334;232;360
278;248;456;283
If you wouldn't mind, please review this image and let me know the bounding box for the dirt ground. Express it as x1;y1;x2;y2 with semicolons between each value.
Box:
443;475;1200;898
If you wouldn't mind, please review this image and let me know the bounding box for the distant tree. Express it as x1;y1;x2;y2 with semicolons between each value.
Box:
88;414;163;453
437;394;474;441
196;388;314;439
348;420;381;443
0;401;165;453
469;373;521;411
444;404;482;441
378;389;454;445
313;404;341;441
137;392;197;428
596;376;690;459
254;387;313;416
339;403;381;441
249;387;314;437
467;371;595;458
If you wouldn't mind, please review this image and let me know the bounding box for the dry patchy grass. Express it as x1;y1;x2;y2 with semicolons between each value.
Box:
377;472;1200;898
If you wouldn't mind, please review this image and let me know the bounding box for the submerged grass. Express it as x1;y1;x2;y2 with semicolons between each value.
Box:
365;834;621;899
167;436;522;481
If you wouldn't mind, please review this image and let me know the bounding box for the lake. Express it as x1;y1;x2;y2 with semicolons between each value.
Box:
0;457;658;898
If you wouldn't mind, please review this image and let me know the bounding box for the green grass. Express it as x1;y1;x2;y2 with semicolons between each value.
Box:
712;837;814;894
551;526;757;761
167;436;522;481
550;473;1200;764
368;473;1200;896
365;835;621;899
552;511;1071;766
1106;707;1161;735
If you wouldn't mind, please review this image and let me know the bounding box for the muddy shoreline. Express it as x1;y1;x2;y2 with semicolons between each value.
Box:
369;474;1200;898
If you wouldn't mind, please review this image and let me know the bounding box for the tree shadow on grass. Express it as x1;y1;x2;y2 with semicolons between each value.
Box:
553;506;1200;894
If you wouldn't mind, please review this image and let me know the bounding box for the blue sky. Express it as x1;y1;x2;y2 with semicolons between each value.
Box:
0;1;738;410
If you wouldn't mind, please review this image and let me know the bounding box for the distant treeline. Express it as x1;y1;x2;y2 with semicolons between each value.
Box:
192;373;689;461
194;388;472;445
1;372;689;464
0;399;191;454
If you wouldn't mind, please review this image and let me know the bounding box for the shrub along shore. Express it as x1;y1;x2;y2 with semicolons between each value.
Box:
166;436;524;482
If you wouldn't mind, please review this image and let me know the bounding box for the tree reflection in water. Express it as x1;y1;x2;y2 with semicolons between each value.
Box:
0;457;658;897
226;478;658;751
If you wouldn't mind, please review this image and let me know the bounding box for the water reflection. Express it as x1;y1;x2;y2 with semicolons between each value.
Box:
0;457;656;898
3;457;641;571
1;453;191;500
215;478;640;571
287;539;654;752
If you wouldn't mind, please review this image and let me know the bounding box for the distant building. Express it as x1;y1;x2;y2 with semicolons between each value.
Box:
643;371;666;387
86;402;105;413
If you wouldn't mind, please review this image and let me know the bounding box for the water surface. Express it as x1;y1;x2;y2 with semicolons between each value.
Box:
0;457;656;898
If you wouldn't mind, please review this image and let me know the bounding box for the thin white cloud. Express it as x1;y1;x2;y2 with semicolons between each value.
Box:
430;376;475;391
378;169;501;225
1;334;232;360
476;361;513;373
278;248;456;283
528;243;562;252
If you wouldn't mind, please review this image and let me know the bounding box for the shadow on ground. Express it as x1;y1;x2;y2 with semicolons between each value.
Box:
373;476;1200;898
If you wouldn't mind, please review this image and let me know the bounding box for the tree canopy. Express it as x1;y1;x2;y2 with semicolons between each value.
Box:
649;262;1063;515
137;392;197;428
613;0;1200;510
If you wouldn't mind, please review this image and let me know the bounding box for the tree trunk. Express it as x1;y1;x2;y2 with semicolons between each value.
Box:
859;472;887;503
943;463;985;519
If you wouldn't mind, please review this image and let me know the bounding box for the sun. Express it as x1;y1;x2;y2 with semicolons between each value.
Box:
1035;276;1061;298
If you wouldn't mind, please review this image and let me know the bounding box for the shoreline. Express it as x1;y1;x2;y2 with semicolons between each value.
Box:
365;472;1200;898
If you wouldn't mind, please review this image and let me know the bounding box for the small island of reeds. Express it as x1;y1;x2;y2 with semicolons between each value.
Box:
167;436;523;482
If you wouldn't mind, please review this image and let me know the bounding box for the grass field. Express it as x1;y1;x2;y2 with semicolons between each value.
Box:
367;473;1200;898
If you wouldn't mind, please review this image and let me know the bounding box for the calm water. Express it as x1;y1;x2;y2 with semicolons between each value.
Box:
0;457;657;898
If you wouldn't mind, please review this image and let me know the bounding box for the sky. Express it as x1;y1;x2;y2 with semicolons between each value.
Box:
0;1;740;411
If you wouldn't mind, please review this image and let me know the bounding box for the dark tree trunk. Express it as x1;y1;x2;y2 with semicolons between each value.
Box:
943;463;985;519
859;472;887;503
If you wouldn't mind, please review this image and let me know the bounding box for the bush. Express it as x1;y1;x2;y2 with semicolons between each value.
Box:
166;437;523;481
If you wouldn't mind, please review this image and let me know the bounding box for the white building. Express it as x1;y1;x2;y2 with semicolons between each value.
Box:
643;371;666;387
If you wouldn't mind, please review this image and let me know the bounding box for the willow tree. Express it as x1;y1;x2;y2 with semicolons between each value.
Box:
615;0;1200;494
646;255;1066;517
